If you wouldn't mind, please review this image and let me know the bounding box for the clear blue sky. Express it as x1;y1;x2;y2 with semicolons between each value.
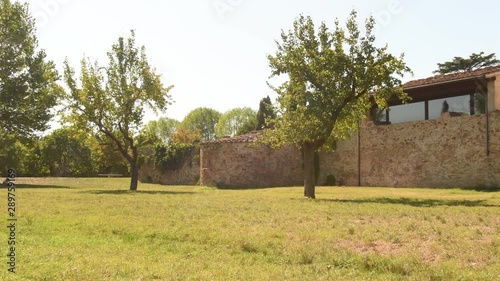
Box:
20;0;500;123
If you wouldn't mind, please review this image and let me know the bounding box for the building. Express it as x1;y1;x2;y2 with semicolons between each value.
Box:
199;66;500;189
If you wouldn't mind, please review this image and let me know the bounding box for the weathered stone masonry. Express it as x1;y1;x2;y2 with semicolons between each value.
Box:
200;132;303;188
320;112;500;188
199;112;500;189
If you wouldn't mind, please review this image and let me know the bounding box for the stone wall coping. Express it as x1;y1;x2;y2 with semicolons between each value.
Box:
202;130;263;145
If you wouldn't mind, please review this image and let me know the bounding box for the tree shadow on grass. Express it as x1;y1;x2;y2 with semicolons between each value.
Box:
217;186;279;190
82;190;195;195
459;186;499;193
4;184;72;189
318;197;499;208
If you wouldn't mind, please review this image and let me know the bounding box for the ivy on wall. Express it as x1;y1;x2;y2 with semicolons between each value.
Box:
154;143;199;171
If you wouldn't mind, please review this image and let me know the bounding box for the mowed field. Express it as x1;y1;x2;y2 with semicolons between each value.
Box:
1;178;499;281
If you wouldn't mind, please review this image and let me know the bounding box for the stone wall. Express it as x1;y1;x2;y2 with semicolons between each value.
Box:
139;148;200;186
149;112;499;189
200;141;303;188
321;112;500;188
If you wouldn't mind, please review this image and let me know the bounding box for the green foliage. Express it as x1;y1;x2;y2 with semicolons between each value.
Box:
0;129;48;177
261;11;411;198
40;127;94;177
63;30;173;190
216;107;257;138
263;11;410;150
256;95;276;130
89;133;129;175
236;117;258;136
0;0;62;137
0;132;29;176
434;52;500;75
139;117;180;145
21;139;49;177
154;143;196;171
324;174;336;186
170;127;202;144
180;107;221;141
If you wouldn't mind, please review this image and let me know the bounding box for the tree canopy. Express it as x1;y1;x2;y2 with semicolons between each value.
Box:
63;31;173;190
262;11;411;198
216;107;257;138
180;107;221;141
0;0;62;137
433;52;500;75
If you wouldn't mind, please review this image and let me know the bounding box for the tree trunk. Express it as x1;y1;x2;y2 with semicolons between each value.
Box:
303;142;316;199
130;160;139;191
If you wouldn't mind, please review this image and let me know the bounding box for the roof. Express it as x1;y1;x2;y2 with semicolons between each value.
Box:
203;130;263;144
403;65;500;89
204;67;500;145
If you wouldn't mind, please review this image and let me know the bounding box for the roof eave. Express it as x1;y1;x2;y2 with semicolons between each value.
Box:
404;75;488;91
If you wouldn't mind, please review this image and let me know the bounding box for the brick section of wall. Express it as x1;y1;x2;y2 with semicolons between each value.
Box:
200;142;303;188
321;112;500;188
139;149;200;185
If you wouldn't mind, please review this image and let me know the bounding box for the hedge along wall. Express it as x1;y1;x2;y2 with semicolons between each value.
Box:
138;146;200;185
320;112;500;188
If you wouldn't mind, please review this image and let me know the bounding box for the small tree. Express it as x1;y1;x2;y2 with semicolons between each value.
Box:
256;96;276;130
64;31;173;191
262;11;410;198
433;52;500;75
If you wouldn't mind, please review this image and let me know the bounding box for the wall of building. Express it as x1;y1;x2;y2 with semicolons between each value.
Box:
321;112;500;188
138;149;200;186
495;74;500;111
200;142;303;188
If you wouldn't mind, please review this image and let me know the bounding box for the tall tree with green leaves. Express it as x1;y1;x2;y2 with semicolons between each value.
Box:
256;95;276;130
262;11;411;198
216;107;256;138
0;0;61;136
180;107;221;141
63;31;173;191
433;52;500;75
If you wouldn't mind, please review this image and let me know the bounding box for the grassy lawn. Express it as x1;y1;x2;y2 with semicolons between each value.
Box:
1;178;499;280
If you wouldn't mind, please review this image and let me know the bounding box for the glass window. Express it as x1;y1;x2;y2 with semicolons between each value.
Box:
472;93;486;115
388;102;425;124
428;95;471;120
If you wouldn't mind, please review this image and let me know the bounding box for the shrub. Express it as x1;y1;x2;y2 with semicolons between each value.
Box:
154;143;197;171
324;174;336;186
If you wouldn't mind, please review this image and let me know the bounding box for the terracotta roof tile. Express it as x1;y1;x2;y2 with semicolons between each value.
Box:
403;65;500;89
